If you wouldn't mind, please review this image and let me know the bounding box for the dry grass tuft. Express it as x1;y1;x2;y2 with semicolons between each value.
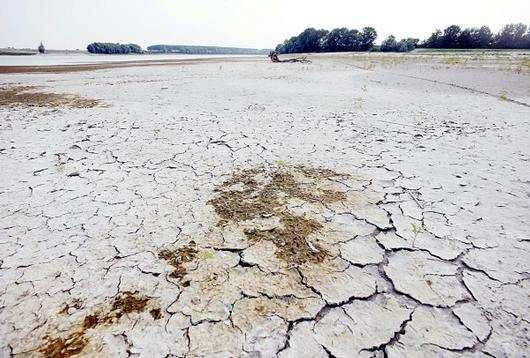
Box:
209;165;348;265
0;85;103;108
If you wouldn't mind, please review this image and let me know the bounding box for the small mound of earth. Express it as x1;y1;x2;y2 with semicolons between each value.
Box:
209;165;350;265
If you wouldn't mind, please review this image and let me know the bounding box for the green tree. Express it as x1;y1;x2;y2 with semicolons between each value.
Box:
458;28;474;48
297;28;329;53
360;27;377;51
380;35;398;52
422;29;443;48
324;28;351;52
474;26;493;48
494;23;528;48
442;25;462;48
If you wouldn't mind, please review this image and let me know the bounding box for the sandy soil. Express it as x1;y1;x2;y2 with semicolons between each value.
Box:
0;52;529;357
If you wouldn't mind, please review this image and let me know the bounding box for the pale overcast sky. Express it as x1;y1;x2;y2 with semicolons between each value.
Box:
1;0;529;50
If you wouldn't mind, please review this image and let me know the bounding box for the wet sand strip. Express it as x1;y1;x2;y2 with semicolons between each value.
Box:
0;56;256;74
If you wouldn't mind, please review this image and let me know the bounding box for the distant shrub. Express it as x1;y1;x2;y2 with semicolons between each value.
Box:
380;36;418;52
380;36;398;52
398;38;419;52
87;43;142;54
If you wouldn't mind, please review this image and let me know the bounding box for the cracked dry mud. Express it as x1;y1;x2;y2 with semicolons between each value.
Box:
1;52;529;357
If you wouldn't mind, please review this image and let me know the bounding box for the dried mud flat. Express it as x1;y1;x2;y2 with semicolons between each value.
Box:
0;52;529;357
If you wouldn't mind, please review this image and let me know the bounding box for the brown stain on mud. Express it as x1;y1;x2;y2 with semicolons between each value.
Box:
40;333;88;358
0;85;103;108
209;165;349;265
39;292;160;357
158;243;198;285
149;308;162;320
58;299;83;316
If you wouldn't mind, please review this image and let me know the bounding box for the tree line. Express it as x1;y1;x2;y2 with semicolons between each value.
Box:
421;23;530;49
147;44;268;55
275;27;377;53
87;43;143;54
276;23;530;54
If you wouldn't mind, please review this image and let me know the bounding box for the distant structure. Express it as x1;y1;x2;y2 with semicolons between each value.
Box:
38;42;45;54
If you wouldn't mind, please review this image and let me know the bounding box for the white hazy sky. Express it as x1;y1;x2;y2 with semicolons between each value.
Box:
1;0;529;50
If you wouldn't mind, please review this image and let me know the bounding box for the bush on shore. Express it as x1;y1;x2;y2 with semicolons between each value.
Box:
380;36;419;52
87;43;142;54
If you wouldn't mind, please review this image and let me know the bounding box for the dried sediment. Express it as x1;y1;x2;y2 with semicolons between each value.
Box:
0;85;103;108
209;165;348;265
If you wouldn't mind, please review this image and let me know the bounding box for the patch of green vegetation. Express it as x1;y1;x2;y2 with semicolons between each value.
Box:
275;159;287;168
200;251;215;260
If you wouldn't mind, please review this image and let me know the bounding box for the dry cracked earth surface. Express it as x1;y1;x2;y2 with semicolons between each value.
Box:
0;52;529;357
